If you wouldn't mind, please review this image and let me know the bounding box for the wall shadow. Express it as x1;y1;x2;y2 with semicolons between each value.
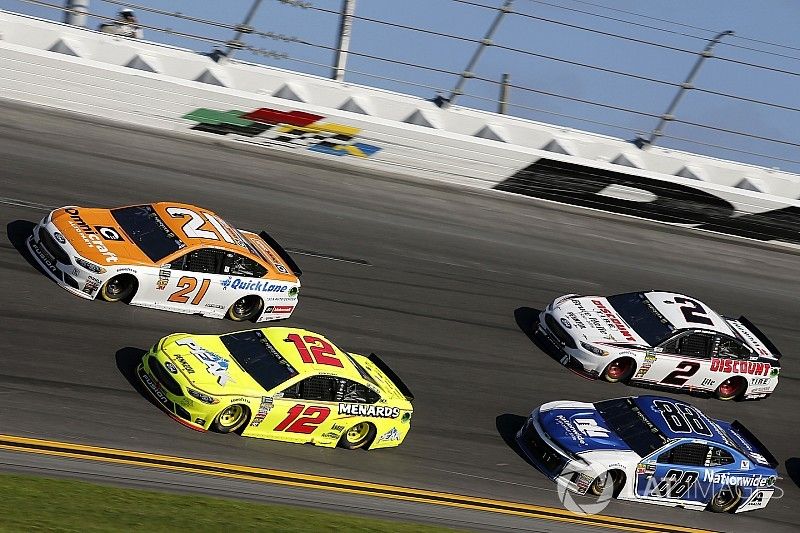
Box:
785;458;800;489
114;346;160;410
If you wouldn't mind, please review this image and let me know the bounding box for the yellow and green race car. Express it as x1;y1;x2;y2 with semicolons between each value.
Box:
137;327;414;450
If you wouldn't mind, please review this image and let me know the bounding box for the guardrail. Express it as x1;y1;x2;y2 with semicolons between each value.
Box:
1;10;799;248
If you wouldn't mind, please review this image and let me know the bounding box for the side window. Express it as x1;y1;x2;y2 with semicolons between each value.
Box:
705;446;734;467
661;333;714;358
335;379;380;404
281;376;337;402
170;248;224;274
658;443;709;466
716;336;751;359
222;252;267;278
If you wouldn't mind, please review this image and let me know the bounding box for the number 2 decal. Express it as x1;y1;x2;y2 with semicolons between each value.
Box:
673;297;714;326
168;276;210;305
274;404;331;434
286;334;343;367
166;206;236;243
661;361;700;386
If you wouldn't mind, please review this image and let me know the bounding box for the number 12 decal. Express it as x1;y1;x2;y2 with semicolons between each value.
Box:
286;334;343;367
274;404;331;434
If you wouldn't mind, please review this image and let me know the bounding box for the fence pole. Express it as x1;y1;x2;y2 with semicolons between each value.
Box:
440;0;513;108
216;0;264;61
63;0;89;27
498;73;510;114
331;0;356;81
636;30;734;148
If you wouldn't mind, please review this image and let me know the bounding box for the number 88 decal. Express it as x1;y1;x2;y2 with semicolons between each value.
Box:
653;400;712;436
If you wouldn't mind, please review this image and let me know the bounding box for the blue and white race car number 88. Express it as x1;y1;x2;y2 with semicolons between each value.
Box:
653;399;713;437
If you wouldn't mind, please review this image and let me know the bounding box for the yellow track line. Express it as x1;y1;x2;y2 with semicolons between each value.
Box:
0;434;713;533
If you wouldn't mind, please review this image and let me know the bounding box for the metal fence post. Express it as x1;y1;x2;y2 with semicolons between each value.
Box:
63;0;89;27
215;0;264;62
635;30;734;148
331;0;356;81
498;73;510;114
440;0;513;108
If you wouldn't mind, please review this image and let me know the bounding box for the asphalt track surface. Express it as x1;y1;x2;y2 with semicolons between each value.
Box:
1;100;799;532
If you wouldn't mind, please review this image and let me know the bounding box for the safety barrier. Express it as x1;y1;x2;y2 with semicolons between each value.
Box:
1;10;799;247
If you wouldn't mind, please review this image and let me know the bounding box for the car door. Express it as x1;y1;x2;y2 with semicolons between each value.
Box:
158;248;228;314
635;442;708;504
257;375;340;444
643;331;715;388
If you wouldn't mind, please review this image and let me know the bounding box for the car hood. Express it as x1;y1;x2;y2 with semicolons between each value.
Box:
51;206;154;266
160;334;263;396
538;401;632;455
551;296;647;345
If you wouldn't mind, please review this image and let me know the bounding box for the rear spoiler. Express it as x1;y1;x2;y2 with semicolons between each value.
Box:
730;420;779;469
738;316;782;360
369;353;414;402
259;231;302;277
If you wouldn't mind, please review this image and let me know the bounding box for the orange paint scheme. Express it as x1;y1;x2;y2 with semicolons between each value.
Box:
50;202;297;281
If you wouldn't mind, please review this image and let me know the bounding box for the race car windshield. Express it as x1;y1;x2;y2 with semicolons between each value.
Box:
111;205;184;262
606;292;674;346
595;397;668;456
220;330;298;391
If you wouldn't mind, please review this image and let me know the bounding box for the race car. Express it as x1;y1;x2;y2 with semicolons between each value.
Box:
537;291;781;400
137;327;414;450
26;202;301;322
517;395;779;513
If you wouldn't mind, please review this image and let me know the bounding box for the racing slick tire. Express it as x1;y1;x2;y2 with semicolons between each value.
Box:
601;358;636;383
338;422;376;450
211;404;250;433
715;377;747;401
708;485;742;513
588;470;625;498
227;295;263;322
99;274;137;303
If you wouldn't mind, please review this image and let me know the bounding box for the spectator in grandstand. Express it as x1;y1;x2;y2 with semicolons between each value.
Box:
98;9;143;39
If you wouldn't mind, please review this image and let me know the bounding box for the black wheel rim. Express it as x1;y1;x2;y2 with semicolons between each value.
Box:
107;279;124;296
232;297;258;319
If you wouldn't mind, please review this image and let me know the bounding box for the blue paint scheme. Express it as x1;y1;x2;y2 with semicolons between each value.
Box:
538;395;778;511
538;405;631;454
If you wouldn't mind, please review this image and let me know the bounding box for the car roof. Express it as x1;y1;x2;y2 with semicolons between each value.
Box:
260;327;366;382
642;291;735;336
150;202;258;255
633;395;737;448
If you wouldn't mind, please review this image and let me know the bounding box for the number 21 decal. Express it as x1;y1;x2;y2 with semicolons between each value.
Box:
165;206;237;244
168;276;210;305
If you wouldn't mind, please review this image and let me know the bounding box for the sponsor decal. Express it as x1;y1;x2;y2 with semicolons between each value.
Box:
737;489;774;512
321;431;340;439
117;267;136;273
30;239;58;274
220;277;290;293
495;158;800;247
140;368;169;406
379;427;401;442
572;299;608;335
741;460;750;469
338;404;400;419
164;361;178;374
53;232;66;244
591;300;637;342
175;338;233;386
565;311;586;329
636;463;657;475
156;269;171;290
710;357;770;376
95;226;124;241
702;470;775;487
560;317;572;329
64;208;118;263
701;378;716;388
554;415;588;445
750;377;770;386
82;275;101;295
204;303;225;309
574;418;610;438
265;305;294;314
183;107;382;159
331;423;345;432
250;396;274;427
172;354;195;374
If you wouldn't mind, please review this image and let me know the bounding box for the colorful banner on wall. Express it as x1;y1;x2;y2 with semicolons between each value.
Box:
183;107;381;158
